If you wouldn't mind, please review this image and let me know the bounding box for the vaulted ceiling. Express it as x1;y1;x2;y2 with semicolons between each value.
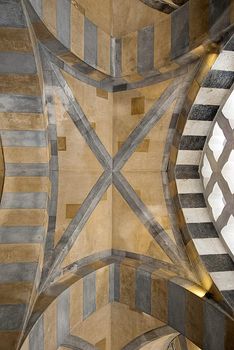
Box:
0;1;234;350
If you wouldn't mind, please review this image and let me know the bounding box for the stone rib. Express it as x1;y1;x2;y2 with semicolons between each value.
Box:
39;62;194;291
63;335;99;350
113;171;184;265
52;64;112;170
40;170;112;292
121;325;177;350
113;80;180;171
139;0;177;14
34;45;60;280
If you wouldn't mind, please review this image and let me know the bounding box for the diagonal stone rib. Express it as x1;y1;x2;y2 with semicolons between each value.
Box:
113;171;185;266
38;46;59;268
178;334;189;350
60;344;81;350
52;63;112;170
139;0;178;14
113;79;180;172
63;335;99;350
121;325;177;350
60;250;181;279
40;170;112;292
39;63;191;292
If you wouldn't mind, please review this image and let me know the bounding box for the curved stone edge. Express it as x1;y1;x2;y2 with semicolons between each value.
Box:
0;0;51;348
21;255;234;350
200;37;234;263
168;33;234;313
26;0;234;83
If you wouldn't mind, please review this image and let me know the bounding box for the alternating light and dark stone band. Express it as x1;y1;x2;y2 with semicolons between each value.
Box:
0;1;50;347
25;0;233;87
170;34;234;309
22;255;234;350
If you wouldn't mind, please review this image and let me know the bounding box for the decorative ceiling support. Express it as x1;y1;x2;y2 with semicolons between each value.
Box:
121;325;178;349
38;63;193;293
172;0;188;5
22;257;234;350
139;0;189;13
139;0;178;14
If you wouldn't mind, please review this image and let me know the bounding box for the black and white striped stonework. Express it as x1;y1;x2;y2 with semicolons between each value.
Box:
175;34;234;308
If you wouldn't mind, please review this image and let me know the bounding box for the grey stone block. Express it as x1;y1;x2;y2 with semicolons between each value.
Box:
201;254;234;272
135;269;151;314
44;39;68;56
109;263;120;302
110;38;122;77
112;83;127;92
179;135;206;151
0;192;48;209
50;140;58;156
0;52;36;75
171;2;189;59
0;94;42;113
0;226;45;243
29;315;44;350
48;198;57;217
48;124;57;141
47;215;56;233
84;18;97;67
137;26;154;73
83;271;96;319
57;289;70;345
1;130;47;147
175;165;199;179
187;222;218;239
0;0;26;27
5;163;49;177
179;193;206;208
72;61;95;75
57;0;71;48
189;105;219;121
0;304;26;330
0;262;37;283
168;281;186;334
202;70;234;89
203;300;225;350
49;156;58;171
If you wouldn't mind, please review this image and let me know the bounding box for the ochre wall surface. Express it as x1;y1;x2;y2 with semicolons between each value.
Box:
0;0;234;349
